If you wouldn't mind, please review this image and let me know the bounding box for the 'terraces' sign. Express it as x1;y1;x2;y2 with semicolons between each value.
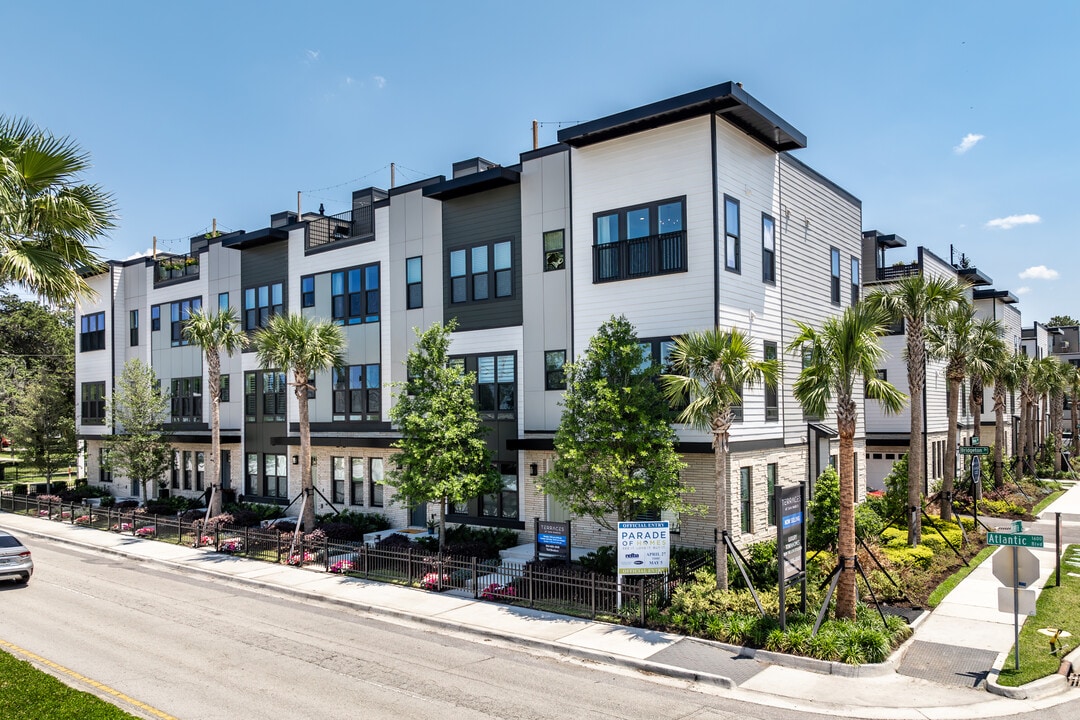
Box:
617;521;670;575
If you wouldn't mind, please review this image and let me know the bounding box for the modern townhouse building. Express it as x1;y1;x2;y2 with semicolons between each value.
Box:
76;81;868;551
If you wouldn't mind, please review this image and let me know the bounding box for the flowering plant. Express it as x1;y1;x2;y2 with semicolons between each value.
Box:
420;572;450;590
60;511;72;519
329;559;354;573
74;515;93;525
111;522;133;532
480;582;515;600
219;539;243;553
134;526;156;537
288;551;316;566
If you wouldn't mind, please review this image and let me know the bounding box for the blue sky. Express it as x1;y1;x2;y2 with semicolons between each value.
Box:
3;1;1077;324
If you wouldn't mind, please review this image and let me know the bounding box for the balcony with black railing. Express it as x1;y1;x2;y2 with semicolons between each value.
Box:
593;231;686;283
154;253;200;285
875;262;920;281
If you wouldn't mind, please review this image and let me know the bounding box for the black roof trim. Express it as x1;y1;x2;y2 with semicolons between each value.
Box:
862;230;907;249
423;166;521;200
808;422;839;438
221;227;289;250
557;81;806;152
780;153;860;207
973;288;1019;304
388;176;446;197
274;433;398;449
957;267;993;287
520;143;569;162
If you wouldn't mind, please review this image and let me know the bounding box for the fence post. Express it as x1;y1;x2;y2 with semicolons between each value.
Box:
590;572;596;618
324;538;330;572
639;582;646;625
362;544;368;577
527;564;534;608
472;557;479;599
407;547;414;584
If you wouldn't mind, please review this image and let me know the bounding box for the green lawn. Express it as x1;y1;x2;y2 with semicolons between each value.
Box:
996;544;1080;686
1032;490;1065;516
0;649;140;720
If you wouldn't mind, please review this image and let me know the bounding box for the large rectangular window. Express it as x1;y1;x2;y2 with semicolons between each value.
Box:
850;256;860;306
331;264;379;325
544;350;567;391
170;297;202;347
543;230;565;271
475;354;515;420
830;247;841;305
350;458;365;506
406;257;423;309
129;310;139;347
369;458;384;507
332;364;381;421
740;466;752;533
81;382;106;424
594;198;685;282
762;214;775;283
764;341;778;421
482;463;519;519
263;371;286;422
170;377;202;423
724;196;740;273
331;456;346;504
449;241;513;303
80;312;106;352
264;454;288;498
244;282;283;331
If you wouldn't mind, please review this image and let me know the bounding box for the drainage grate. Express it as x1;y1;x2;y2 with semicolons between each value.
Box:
897;640;998;689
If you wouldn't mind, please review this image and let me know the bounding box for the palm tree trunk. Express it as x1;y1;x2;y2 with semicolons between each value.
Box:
993;379;1006;490
297;371;315;531
906;321;926;546
835;399;857;620
1018;388;1029;479
941;374;960;522
1052;391;1064;472
1072;386;1080;458
713;421;730;591
208;349;222;517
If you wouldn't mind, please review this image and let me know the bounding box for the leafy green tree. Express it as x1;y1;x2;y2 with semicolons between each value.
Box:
386;320;499;552
866;275;966;545
252;313;346;531
11;373;76;492
183;307;247;516
0;116;114;303
662;327;778;590
540;316;695;531
104;359;172;501
789;303;905;619
1047;315;1080;327
807;465;840;552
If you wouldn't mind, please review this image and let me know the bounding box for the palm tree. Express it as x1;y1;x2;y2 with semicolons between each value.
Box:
964;318;1004;506
788;304;905;620
1069;365;1080;460
252;313;346;530
0;116;115;303
990;347;1021;490
925;302;977;521
1016;354;1037;478
1031;357;1065;473
662;327;779;590
866;275;965;545
183;307;247;516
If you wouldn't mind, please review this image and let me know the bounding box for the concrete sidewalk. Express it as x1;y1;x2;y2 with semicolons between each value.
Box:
2;495;1078;719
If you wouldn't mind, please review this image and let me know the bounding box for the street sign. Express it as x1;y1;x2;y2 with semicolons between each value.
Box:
988;532;1045;548
971;456;982;485
959;445;991;456
971;436;981;445
998;587;1037;615
993;547;1040;587
1012;520;1024;533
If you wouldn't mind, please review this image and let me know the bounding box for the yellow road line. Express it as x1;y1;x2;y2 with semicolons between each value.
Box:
0;637;178;720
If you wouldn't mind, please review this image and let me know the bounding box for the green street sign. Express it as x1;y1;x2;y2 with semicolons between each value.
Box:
987;532;1044;548
959;446;991;455
971;437;981;445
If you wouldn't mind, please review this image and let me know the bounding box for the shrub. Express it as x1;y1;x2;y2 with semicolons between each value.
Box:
729;539;777;590
226;502;286;524
807;465;840;551
855;503;884;541
316;510;392;538
578;546;617;576
375;533;412;549
881;544;934;569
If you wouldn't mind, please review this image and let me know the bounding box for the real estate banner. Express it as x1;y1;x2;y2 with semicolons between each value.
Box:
617;521;670;575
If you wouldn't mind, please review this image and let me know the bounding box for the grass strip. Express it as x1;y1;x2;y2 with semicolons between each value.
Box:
0;649;140;720
928;545;995;608
1032;490;1065;516
996;544;1080;686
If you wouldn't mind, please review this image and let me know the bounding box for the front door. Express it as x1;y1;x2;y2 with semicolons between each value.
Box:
410;503;427;528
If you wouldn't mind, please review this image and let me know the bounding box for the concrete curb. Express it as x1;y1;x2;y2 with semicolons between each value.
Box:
985;645;1080;699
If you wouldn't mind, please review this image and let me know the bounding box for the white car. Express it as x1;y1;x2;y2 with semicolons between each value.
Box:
0;530;33;584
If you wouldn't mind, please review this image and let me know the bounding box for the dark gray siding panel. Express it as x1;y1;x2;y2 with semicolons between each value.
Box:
442;184;522;331
240;242;290;306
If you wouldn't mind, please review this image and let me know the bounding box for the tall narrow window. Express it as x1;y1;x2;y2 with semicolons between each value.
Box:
350;458;365;506
80;312;106;352
195;451;205;491
450;250;467;303
370;458;384;507
220;375;231;403
764;342;778;421
182;450;193;490
301;276;315;308
406;257;423;309
543;230;565;271
850;257;860;306
762;214;775;283
767;463;777;526
99;448;112;483
830;247;841;304
332;456;346;504
244;372;257;422
262;371;286;422
724;196;740;273
129;310;139;346
494;241;512;297
81;382;106;424
171;450;180;489
264;454;287;497
544;350;567;391
740;466;752;533
151;305;161;332
245;453;259;495
218;292;230;313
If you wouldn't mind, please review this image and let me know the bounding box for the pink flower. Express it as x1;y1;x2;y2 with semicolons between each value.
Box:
287;551;316;566
74;515;92;525
329;560;354;573
135;526;156;537
420;572;450;590
111;522;133;532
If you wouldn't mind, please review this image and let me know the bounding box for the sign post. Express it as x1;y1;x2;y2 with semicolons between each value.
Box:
776;484;807;631
990;531;1043;670
616;521;670;609
534;519;571;565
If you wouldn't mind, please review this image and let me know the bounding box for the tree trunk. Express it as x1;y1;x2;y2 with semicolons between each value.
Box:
941;373;960;522
1052;390;1064;472
1072;386;1079;459
208;348;222;517
713;415;731;591
993;378;1006;490
296;370;315;531
835;397;858;620
906;319;926;546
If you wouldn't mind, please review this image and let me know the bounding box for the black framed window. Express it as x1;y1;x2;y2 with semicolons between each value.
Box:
482;463;519;519
262;372;286;422
724;196;740;273
740;466;752;533
594;198;685;282
264;454;287;498
406;257;423;309
544;350;566;391
99;448;111;483
543;230;565;271
81;382;106;424
332;364;381;421
170;377;202;423
170;297;202;347
244;372;256;422
80;312;105;352
218;292;229;313
850;256;860;306
762;213;775;283
331;264;379;324
369;458;384;507
182;450;193;490
350;458;365;506
244;282;283;331
129;310;139;347
476;354;515;419
767;463;777;526
875;369;887;382
830;247;841;304
332;456;346;504
245;453;259;495
220;375;230;403
301;276;315;308
449;241;513;303
151;305;160;332
171;450;180;489
764;341;778;421
195;451;205;491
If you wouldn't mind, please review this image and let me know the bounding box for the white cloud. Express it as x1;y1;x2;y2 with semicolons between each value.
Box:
373;75;386;89
953;133;984;154
1018;265;1059;281
344;76;353;85
986;213;1041;230
125;249;154;261
1015;286;1031;295
306;49;320;62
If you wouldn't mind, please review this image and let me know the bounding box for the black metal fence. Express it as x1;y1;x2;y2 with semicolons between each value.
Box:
0;492;704;625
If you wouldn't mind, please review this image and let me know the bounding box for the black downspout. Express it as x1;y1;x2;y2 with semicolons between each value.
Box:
711;113;720;329
567;148;574;364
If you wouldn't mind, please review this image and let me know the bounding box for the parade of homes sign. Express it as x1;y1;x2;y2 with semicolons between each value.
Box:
616;521;670;575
